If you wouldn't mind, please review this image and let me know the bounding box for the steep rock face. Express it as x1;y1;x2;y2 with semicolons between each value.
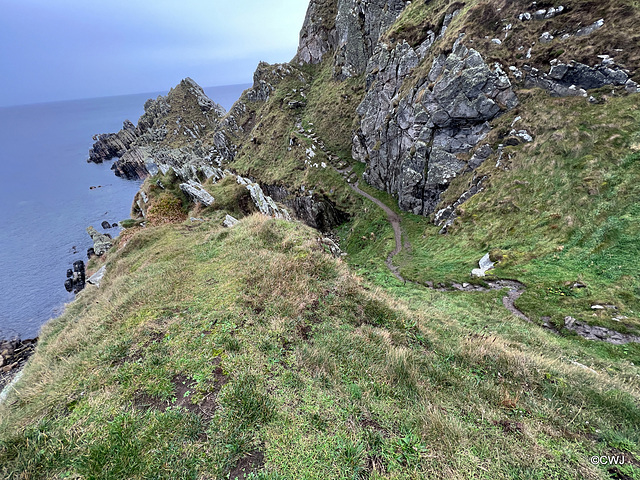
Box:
262;184;349;232
296;0;409;78
88;78;227;180
354;37;518;215
296;0;339;64
88;120;138;164
334;0;408;78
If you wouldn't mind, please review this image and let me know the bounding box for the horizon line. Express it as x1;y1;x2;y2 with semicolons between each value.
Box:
0;82;253;110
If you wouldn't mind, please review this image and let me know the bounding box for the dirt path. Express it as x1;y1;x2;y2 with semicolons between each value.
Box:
349;182;405;282
349;181;530;322
296;123;530;322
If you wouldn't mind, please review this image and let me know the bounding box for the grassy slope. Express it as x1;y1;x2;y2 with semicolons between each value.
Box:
2;0;640;478
1;215;638;479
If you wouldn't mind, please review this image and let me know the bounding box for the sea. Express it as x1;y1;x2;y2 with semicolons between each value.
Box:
0;83;250;340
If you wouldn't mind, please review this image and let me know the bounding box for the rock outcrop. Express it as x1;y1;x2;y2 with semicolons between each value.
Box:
88;120;138;164
262;184;348;232
296;0;409;79
333;0;408;78
87;266;107;288
523;60;636;97
565;317;640;345
180;180;215;206
0;337;37;394
88;78;227;181
87;226;113;256
354;36;518;216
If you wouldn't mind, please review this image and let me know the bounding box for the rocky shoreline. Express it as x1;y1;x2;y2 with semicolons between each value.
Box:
0;337;38;394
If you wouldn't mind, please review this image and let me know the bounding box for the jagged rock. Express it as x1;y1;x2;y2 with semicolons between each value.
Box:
296;0;408;78
87;266;107;288
101;221;113;229
180;180;215;206
296;0;339;64
246;62;294;102
524;61;629;96
471;253;495;277
334;0;408;78
88;120;138;164
87;226;113;256
89;77;227;181
565;316;640;344
354;37;518;216
236;176;291;220
222;215;240;228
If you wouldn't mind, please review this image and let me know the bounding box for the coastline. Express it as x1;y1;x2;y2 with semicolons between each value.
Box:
0;337;37;396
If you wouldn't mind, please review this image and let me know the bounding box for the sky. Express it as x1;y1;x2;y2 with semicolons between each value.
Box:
0;0;310;106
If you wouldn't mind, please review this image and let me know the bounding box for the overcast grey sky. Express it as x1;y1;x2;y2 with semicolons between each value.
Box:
0;0;309;106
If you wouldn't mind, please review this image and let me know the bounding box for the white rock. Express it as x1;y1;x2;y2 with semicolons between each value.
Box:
87;266;107;288
222;214;239;228
180;180;214;206
540;32;554;44
471;253;495;277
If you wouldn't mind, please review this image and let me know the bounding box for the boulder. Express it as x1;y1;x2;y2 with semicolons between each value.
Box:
87;226;113;256
87;266;107;288
471;253;495;277
222;215;240;228
179;180;215;206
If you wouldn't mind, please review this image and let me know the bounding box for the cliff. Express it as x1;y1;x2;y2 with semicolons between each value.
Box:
83;0;640;373
2;0;639;478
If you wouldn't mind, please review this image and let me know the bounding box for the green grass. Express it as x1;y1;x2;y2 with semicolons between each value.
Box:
2;2;640;478
1;213;638;479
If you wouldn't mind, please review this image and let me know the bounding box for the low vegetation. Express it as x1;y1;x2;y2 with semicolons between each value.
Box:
2;0;640;478
1;214;638;479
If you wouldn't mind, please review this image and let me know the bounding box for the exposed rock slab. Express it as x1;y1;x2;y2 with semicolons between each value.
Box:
524;61;631;97
223;215;240;228
179;180;215;206
87;266;107;288
236;176;291;220
565;317;640;344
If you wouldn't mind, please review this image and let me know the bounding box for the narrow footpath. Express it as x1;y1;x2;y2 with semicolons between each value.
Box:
295;122;531;322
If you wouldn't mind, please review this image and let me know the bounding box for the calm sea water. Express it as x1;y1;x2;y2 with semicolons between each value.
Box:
0;84;249;339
